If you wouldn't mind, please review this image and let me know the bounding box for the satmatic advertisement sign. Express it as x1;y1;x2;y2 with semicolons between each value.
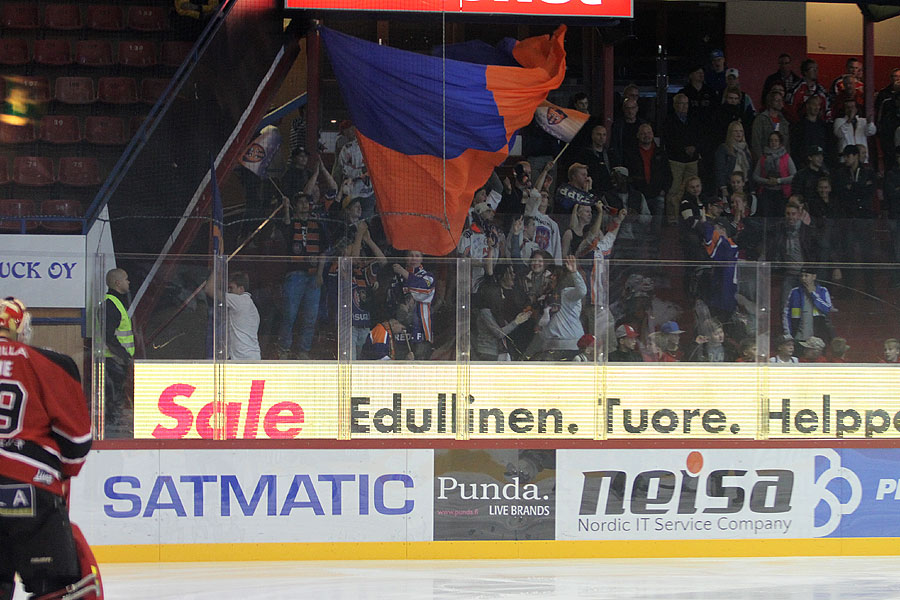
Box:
70;449;434;545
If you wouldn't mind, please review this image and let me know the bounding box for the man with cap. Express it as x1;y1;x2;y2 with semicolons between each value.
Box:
792;145;830;203
705;49;728;97
608;324;642;362
724;68;756;116
783;265;833;346
769;335;799;363
833;143;878;293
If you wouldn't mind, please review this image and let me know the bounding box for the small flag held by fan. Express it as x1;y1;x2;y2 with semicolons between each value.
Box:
533;100;589;143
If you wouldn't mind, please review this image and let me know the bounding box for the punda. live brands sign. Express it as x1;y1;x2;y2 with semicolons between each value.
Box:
133;363;900;440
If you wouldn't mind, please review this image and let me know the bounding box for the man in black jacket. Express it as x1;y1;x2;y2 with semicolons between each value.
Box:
833;144;878;294
625;123;672;228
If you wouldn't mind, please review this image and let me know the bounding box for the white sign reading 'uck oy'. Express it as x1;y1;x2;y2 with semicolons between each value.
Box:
0;235;86;308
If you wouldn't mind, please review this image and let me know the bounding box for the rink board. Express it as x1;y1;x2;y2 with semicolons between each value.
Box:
70;446;900;562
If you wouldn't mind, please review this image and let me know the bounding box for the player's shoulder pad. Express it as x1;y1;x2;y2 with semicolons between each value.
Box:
33;347;82;383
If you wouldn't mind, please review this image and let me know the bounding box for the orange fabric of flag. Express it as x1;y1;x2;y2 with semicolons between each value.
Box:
322;26;567;256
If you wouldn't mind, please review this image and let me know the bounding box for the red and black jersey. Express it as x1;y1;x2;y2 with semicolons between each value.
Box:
0;338;92;497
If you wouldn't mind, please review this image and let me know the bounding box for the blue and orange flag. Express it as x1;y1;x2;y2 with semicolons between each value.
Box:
321;26;568;256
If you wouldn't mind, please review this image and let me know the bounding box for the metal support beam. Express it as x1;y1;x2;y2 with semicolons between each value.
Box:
306;25;321;159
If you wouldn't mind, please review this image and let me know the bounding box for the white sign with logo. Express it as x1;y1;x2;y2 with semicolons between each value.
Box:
556;449;861;540
70;449;434;545
0;235;86;308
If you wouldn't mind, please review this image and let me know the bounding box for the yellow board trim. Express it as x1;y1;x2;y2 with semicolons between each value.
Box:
93;538;900;563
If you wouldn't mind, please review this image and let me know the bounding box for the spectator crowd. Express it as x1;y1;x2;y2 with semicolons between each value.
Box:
220;51;900;365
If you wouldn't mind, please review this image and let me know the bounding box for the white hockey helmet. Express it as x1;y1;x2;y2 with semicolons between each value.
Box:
0;297;32;344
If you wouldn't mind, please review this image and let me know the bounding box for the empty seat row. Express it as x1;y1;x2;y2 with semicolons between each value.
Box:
0;156;102;187
2;4;169;32
0;198;83;233
3;75;171;105
0;115;131;145
0;39;192;68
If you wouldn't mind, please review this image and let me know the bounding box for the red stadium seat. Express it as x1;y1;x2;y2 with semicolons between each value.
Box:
86;5;124;31
127;6;168;31
59;157;101;187
41;199;83;232
44;4;84;30
75;40;113;67
1;3;39;29
140;78;170;105
118;41;158;68
34;39;73;66
40;115;82;144
85;116;126;145
0;39;29;66
0;199;39;232
161;41;192;68
98;77;138;104
12;156;54;186
54;77;96;105
0;121;35;144
13;76;51;102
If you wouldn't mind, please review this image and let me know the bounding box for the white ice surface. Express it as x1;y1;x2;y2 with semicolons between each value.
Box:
14;557;900;599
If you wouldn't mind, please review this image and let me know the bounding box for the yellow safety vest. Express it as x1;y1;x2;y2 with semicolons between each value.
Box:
104;294;135;357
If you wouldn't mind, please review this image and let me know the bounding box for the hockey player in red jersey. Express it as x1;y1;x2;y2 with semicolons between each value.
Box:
0;298;102;600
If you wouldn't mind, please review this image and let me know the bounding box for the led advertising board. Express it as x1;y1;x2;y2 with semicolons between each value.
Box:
133;362;900;440
283;0;633;19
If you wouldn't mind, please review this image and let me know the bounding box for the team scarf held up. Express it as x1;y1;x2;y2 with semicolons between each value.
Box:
320;26;569;256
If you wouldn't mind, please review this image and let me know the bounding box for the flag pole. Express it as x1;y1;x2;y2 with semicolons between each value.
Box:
553;142;570;164
146;179;286;345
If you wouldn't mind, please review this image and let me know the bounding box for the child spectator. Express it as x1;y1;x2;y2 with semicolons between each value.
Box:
361;317;411;360
798;336;827;362
770;335;799;363
659;321;685;361
609;324;642;362
829;337;850;363
573;334;596;362
687;319;735;363
736;338;757;362
881;339;900;363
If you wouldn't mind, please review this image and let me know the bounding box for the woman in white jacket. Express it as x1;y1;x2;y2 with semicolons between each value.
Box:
834;99;876;157
527;255;587;360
